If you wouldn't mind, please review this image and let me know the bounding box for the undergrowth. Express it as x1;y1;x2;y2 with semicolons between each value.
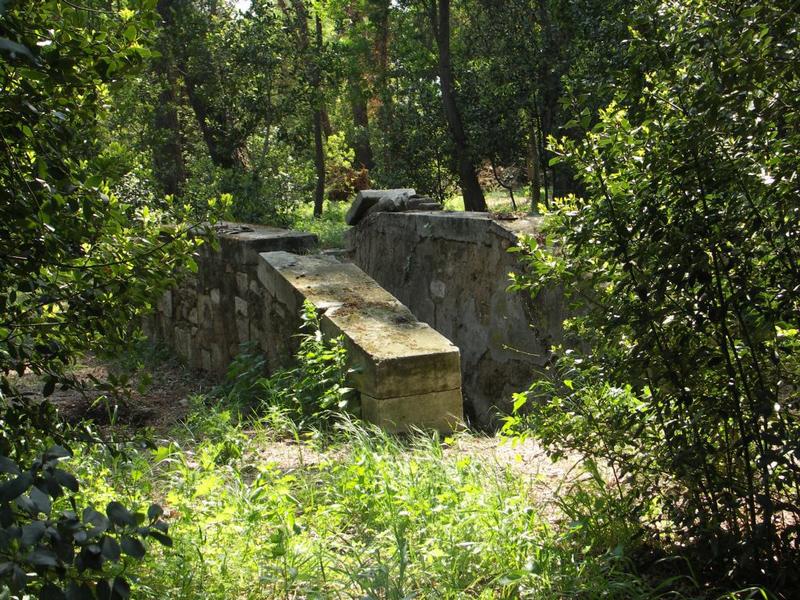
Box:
30;308;768;599
72;411;695;599
293;201;349;249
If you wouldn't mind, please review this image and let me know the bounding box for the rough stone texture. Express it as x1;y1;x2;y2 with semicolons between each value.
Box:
346;211;565;429
345;189;444;226
258;251;463;431
361;390;462;434
144;223;318;375
345;189;416;225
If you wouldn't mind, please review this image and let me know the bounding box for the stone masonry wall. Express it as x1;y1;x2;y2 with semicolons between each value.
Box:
346;211;565;428
144;223;464;432
144;224;318;375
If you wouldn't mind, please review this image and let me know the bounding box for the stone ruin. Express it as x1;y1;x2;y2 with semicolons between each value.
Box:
146;190;563;431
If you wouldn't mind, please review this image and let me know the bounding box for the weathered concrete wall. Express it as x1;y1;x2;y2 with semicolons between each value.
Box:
346;211;565;428
258;252;463;432
145;223;318;375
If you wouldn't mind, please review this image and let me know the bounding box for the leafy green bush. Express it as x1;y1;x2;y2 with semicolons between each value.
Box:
507;0;799;588
0;442;171;599
0;1;209;596
219;302;354;427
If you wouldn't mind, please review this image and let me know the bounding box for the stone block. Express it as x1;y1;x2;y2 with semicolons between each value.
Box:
236;271;249;295
236;315;249;343
234;296;248;317
360;389;463;433
198;294;213;323
201;349;212;372
158;290;173;318
210;288;221;305
174;326;191;363
216;222;318;265
345;189;415;225
259;251;462;402
210;343;225;374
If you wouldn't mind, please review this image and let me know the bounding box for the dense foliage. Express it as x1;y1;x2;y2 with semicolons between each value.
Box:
508;0;799;588
108;0;635;219
0;1;212;596
2;0;799;596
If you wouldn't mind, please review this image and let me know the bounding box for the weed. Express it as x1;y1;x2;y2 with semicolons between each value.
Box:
68;406;709;599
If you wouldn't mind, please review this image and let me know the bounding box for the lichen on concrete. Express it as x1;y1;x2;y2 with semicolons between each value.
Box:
258;251;463;432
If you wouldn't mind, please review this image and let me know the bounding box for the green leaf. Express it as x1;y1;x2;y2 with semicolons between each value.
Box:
65;583;93;600
112;576;130;600
95;579;112;600
42;377;56;397
44;446;71;461
0;37;33;60
147;530;172;547
0;456;20;475
146;503;163;521
53;469;79;493
21;521;46;546
120;535;145;559
82;507;109;536
100;536;121;561
26;549;59;567
39;583;66;600
0;472;33;501
106;502;136;527
30;486;52;516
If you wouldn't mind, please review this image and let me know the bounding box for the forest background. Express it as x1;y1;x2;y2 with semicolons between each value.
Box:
1;0;798;598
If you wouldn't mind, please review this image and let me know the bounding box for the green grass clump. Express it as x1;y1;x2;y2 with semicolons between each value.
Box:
293;200;349;249
71;404;683;599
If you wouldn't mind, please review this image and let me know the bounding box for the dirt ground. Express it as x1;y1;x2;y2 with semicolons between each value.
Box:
12;354;583;506
10;353;216;430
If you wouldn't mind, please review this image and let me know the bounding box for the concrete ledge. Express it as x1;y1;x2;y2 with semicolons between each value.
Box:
258;251;463;431
216;222;318;265
361;389;463;434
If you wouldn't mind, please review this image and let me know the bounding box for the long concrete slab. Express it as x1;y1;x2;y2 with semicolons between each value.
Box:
257;251;463;432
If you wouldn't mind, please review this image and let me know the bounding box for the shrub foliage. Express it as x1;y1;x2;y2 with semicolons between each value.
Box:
508;0;799;586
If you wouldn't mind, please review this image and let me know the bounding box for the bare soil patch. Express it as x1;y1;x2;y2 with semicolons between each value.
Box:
10;353;216;431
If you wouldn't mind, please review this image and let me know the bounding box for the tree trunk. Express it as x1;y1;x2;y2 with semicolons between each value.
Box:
313;108;325;217
431;0;486;212
312;13;325;217
372;0;393;168
152;0;186;196
280;0;327;215
526;112;543;213
152;79;185;197
180;73;250;171
350;83;374;170
162;0;250;173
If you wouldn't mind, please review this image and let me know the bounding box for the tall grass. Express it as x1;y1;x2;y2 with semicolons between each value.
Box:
68;400;701;599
